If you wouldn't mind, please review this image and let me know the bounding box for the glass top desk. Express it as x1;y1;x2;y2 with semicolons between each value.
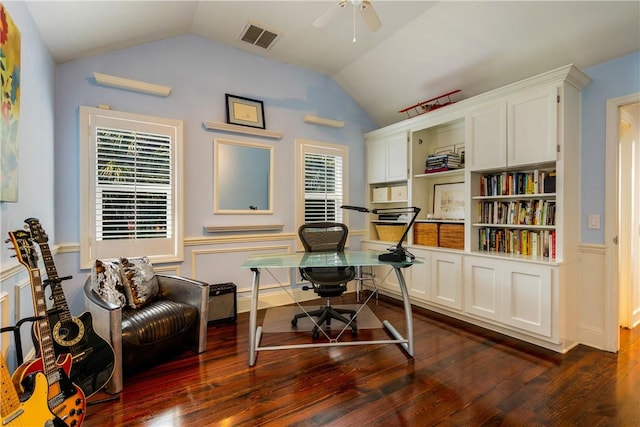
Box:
241;250;420;366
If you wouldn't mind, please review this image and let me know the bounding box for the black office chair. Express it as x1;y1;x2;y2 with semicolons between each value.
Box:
292;222;357;339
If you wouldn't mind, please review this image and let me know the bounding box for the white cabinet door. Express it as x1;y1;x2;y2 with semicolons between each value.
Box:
464;256;503;321
502;262;553;337
407;248;429;301
507;86;558;167
366;137;386;184
466;101;507;171
430;252;463;310
386;133;408;182
366;133;407;183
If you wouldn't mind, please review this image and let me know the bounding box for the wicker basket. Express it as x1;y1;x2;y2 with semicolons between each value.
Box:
414;222;438;246
374;223;407;242
439;224;464;249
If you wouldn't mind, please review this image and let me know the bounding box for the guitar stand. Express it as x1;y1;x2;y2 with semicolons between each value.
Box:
1;315;49;366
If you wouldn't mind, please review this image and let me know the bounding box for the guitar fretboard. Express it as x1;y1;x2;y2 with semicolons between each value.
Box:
30;268;59;381
0;353;21;417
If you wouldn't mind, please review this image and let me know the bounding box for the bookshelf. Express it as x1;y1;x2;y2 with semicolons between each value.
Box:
362;65;590;352
471;167;557;259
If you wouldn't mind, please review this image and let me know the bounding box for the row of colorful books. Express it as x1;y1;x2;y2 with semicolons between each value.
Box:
479;170;556;196
476;200;556;226
478;228;556;258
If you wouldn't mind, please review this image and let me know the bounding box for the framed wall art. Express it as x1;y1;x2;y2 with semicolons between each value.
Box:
225;94;265;129
433;182;465;220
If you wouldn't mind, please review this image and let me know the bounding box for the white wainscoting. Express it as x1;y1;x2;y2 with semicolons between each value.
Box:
578;244;609;350
1;291;9;357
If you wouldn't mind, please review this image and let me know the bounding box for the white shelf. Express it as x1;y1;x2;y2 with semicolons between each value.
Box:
414;169;464;179
472;223;555;230
205;224;284;233
203;121;283;140
303;114;345;128
94;72;171;96
472;193;556;200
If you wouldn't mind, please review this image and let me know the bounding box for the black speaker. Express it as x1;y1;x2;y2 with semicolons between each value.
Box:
208;283;237;324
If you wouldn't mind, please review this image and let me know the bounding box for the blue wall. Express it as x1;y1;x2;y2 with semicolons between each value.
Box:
581;51;640;244
0;1;55;368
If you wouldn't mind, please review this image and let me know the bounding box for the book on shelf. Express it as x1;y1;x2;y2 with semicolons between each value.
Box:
478;227;556;259
477;200;556;226
425;153;461;172
479;169;556;196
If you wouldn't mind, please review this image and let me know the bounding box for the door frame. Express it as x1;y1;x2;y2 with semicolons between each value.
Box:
604;92;640;352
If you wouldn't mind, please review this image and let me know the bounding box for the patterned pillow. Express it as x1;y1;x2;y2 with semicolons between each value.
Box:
120;256;159;309
92;259;127;307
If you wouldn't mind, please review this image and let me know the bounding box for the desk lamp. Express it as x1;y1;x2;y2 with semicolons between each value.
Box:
341;205;421;262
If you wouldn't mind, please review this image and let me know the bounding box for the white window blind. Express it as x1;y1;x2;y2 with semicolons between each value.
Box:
295;139;349;231
304;153;343;223
95;127;172;240
80;106;183;267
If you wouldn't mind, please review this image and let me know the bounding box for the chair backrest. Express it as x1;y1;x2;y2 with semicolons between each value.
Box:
298;222;348;253
297;222;354;289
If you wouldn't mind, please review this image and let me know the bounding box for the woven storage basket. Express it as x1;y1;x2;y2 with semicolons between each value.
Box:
374;223;407;242
439;224;464;249
414;222;438;246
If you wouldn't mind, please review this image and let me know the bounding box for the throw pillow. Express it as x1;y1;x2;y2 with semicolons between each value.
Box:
92;259;127;307
120;256;159;309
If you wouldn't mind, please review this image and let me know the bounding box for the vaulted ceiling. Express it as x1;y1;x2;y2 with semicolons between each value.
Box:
25;1;640;126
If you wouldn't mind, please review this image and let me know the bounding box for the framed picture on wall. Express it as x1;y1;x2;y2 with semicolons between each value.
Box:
225;94;265;129
433;182;465;220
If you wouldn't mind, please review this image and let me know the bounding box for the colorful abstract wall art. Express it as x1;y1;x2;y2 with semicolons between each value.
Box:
1;4;21;202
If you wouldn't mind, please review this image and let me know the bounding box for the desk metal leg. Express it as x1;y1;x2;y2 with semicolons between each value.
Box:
384;266;413;357
249;268;261;366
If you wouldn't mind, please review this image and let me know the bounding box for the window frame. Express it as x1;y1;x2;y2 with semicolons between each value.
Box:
79;106;184;268
295;139;349;246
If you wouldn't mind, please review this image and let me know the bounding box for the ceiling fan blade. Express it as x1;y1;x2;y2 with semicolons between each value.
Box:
312;1;348;29
360;0;382;32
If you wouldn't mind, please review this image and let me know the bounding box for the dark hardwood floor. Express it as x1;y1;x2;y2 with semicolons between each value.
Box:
84;293;639;426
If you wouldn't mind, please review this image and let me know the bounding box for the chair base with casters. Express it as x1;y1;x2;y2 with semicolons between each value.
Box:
291;297;358;339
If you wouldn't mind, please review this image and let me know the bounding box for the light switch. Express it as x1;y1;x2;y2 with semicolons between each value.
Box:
588;214;600;229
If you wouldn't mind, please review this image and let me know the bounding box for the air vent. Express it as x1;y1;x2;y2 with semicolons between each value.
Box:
239;22;280;50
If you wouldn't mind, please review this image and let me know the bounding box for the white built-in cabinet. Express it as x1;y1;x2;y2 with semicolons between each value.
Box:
361;64;589;353
467;85;558;171
366;132;408;184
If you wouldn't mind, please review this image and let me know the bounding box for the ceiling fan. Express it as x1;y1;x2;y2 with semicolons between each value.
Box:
313;0;382;42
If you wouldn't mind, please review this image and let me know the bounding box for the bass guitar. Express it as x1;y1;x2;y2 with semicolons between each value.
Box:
7;229;86;427
1;350;66;426
25;218;115;398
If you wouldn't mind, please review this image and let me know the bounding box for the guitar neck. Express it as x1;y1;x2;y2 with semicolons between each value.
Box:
0;353;21;418
39;242;72;322
28;267;60;380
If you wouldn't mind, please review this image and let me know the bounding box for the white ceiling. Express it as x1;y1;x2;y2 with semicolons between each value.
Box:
25;0;640;127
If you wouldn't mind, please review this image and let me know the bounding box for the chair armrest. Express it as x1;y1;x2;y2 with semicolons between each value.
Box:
156;274;209;353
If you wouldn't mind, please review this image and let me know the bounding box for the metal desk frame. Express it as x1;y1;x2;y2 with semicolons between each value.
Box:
241;251;418;366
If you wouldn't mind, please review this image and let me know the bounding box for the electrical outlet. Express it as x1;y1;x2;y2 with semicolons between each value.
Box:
588;214;600;229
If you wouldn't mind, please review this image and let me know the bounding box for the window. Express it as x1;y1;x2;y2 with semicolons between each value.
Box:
80;106;183;268
296;139;349;227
